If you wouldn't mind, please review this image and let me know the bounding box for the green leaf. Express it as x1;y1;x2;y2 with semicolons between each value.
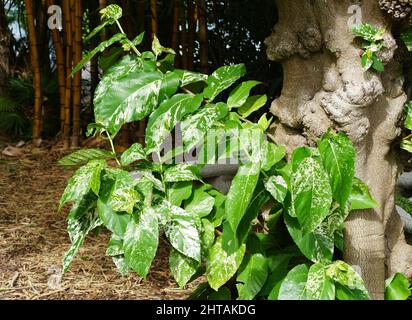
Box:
163;164;201;183
372;55;384;72
400;27;412;51
168;182;193;207
100;4;123;21
261;143;286;172
63;194;101;272
318;131;355;208
145;93;203;153
349;177;378;210
97;179;132;237
177;70;208;86
327;261;370;300
71;33;126;76
401;139;412;153
112;255;131;276
85;21;111;41
152;34;176;57
225;161;260;234
305;263;335;300
58;149;114;167
207;237;246;291
238;95;268;118
60;160;106;209
350;23;385;43
94;65;163;136
278;264;309;300
236;254;268;300
227;81;261;109
385;273;412;300
204;64;246;101
122;32;145;51
284;212;334;262
123;207;159;278
201;218;216;256
404;101;412;131
291;156;332;234
169;249;199;288
162;201;201;261
181;102;229;151
184;185;215;218
104;169;141;214
106;234;124;257
257;113;273;131
120;143;147;166
361;52;373;71
99;47;123;73
263;254;295;298
264;175;288;204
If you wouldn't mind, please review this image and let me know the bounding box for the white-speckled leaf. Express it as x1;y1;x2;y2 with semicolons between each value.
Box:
94;68;163;136
278;264;309;300
145;93;203;153
264;175;288;204
291;157;332;234
60;160;106;209
326;260;370;300
169;249;199;288
63;196;102;272
318;131;355;208
164;202;201;262
284;212;334;263
305;263;335;300
123;207;159;278
204;64;246;101
181;102;228;151
207;237;246;291
163;164;201;183
120;143;147;166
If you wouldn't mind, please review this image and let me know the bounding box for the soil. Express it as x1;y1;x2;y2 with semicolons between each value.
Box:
0;136;197;300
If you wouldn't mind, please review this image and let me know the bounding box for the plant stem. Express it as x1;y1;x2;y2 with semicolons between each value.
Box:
105;131;121;166
115;20;141;56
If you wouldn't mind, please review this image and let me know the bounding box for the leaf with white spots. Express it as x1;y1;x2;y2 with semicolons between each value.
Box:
207;237;246;291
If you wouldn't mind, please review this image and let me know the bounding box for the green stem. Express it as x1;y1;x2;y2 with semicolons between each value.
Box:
115;20;141;56
106;131;121;166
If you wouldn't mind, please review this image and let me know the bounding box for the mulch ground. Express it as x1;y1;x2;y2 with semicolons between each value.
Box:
0;136;197;300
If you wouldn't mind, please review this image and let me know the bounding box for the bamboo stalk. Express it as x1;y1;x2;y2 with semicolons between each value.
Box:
187;0;195;70
150;0;158;38
47;0;66;133
24;0;43;140
180;2;188;69
171;1;180;54
62;0;73;149
71;0;82;148
198;0;208;73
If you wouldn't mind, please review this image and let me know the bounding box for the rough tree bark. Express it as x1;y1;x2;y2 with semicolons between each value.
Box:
265;0;412;300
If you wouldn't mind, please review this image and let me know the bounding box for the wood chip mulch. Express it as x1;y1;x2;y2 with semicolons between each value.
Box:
0;138;198;300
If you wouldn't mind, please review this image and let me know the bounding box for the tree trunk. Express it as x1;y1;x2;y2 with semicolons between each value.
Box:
25;0;43;140
265;0;412;300
0;0;12;96
71;0;82;149
47;0;66;133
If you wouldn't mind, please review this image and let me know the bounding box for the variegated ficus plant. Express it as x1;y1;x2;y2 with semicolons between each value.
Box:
58;5;398;300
